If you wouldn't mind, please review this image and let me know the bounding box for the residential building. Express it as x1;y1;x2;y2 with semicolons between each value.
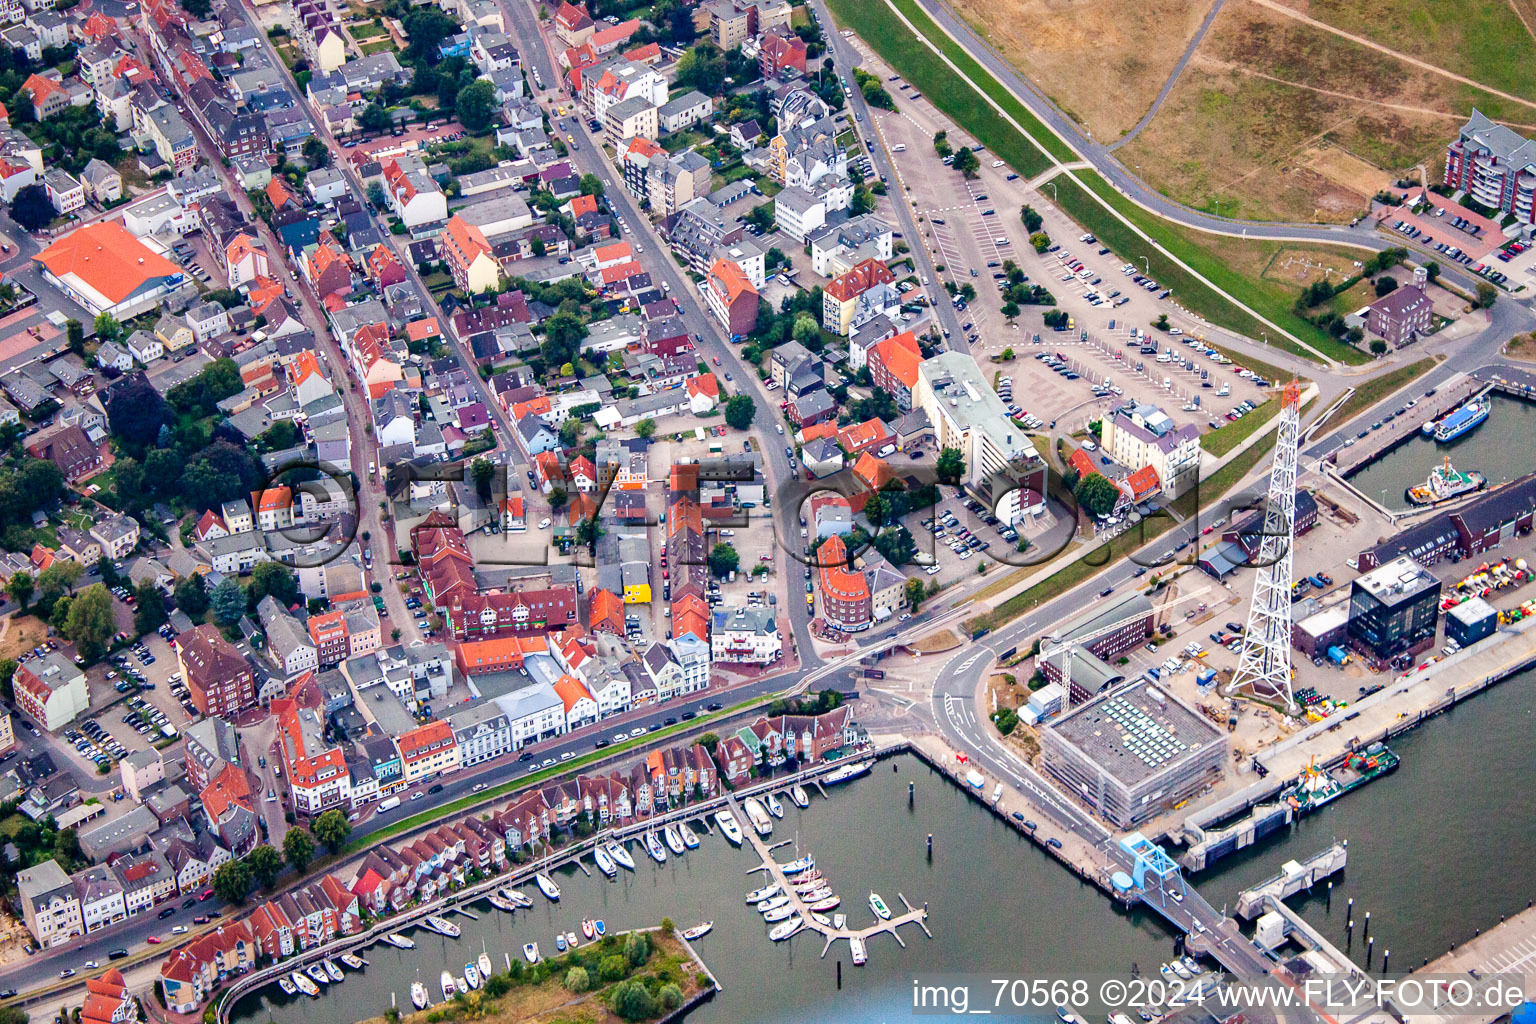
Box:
915;352;1047;498
13;653;88;731
177;624;256;718
1100;402;1203;499
710;606;781;664
704;257;758;338
1445;110;1536;225
17;860;83;948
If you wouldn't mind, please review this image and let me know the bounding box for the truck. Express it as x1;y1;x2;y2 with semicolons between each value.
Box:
1327;646;1351;666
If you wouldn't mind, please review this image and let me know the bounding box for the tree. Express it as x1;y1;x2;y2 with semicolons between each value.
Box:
624;931;650;966
708;542;739;577
905;576;925;611
1074;472;1120;518
563;967;590;993
302;137;330;168
1477;282;1498;308
211;859;252;905
175;575;209;616
0;658;16;705
549;486;569;510
312;809;352;853
541;312;587;367
35;561;83;614
66;319;85;355
951;147;979;177
1154;313;1170;331
792;313;820;345
1020;205;1043;232
62;585;114;658
358;103;392;135
1030;232;1052;253
248;844;283;889
611;980;656;1022
1002;302;1020;323
471;458;496;503
7;571;33;612
674;45;725;95
455;80;498;132
936;446;965;485
659;983;683;1010
724;394;755;430
635;418;657;440
579;173;604;197
932;130;951;159
1370;339;1388;354
283;826;315;873
9;183;54;231
106;375;174;452
559;417;584;448
598;955;627;984
211;577;246;626
1424;260;1440;283
698;732;719;752
1374;276;1398;298
133;580;167;635
249;563;299;609
94;312;122;342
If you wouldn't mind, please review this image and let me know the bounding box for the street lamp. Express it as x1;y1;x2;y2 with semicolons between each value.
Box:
1141;256;1151;274
1045;182;1057;203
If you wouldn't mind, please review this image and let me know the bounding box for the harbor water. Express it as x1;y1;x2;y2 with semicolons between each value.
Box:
1198;665;1536;970
1346;393;1535;510
229;756;1177;1024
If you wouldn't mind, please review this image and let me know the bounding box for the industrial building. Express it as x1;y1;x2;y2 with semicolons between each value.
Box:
1037;592;1153;703
1347;556;1443;664
1040;679;1226;828
1358;472;1536;571
1446;596;1498;648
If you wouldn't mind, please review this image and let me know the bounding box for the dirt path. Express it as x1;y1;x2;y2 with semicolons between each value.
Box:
1507;0;1536;47
1110;0;1228;150
1195;55;1536;130
1246;0;1536;112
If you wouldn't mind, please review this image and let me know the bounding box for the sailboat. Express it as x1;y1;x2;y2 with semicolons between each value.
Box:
593;844;617;877
808;894;841;911
757;895;791;914
768;915;803;941
746;883;781;903
381;933;415;949
487;893;516;912
500;888;532;908
323;960;344;982
291;972;319;997
477;946;493;984
606;840;636;870
763;902;797;922
790;785;809;808
663;823;685;855
780;853;815;875
644;831;667;863
765;793;784;818
679;822;700;848
535;873;561;901
681;921;712;941
423;915;460;937
462;962;480;990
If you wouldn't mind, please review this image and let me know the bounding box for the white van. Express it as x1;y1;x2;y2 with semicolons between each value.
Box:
892;143;906;152
1081;439;1097;452
994;237;1008;245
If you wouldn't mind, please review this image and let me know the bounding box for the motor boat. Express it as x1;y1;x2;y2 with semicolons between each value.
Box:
594;920;606;937
765;793;784;818
306;964;331;986
410;980;429;1009
715;810;744;845
535;873;561;901
851;936;867;965
277;977;297;996
566;931;578;950
681;921;712;941
291;973;319;997
339;954;366;970
440;971;456;1001
523;943;539;964
555;933;567;953
868;892;892;920
455;977;468;996
743;798;773;835
582;919;595;940
323;960;344;982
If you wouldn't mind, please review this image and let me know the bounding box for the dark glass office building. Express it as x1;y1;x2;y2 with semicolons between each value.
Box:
1348;555;1442;662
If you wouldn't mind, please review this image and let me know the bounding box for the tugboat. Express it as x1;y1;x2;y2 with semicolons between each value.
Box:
1281;745;1400;814
1407;456;1486;505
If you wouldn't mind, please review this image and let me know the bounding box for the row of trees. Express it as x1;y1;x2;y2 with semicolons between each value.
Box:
211;810;352;904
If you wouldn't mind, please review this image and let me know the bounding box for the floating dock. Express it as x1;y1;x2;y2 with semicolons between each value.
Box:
729;795;931;960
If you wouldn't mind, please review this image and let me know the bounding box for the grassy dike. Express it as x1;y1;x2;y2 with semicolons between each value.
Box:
825;0;1374;366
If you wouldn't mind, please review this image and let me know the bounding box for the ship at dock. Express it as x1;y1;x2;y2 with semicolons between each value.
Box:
1425;393;1491;443
1407;456;1486;506
1281;744;1400;814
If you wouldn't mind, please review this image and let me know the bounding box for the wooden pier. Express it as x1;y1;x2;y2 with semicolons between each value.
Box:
728;795;931;962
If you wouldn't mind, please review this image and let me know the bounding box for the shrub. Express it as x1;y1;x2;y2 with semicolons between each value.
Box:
563;966;590;993
598;954;628;983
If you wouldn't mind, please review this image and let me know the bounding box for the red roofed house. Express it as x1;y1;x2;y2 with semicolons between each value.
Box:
157;921;256;1014
838;418;891;456
851;452;894;491
81;968;133;1024
26;425;102;482
1068;447;1098;480
589;588;624;635
224;233;269;288
704;258;758;338
554;1;595;45
396;720;459;784
305;239;353;299
366;243;407;289
687;372;719;412
20;73;70;120
868;330;923;411
307;609;349;666
759;26;808;77
554;675;598;729
823;259;896;336
1125;465;1161;503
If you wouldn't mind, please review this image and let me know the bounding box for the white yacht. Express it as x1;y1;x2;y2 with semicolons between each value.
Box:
606;840;636;870
743;798;773;836
663;823;686;855
765;793;784;818
535;873;561;901
790;785;809;808
423;915;460;938
850;936;867;965
410;980;429;1010
593;845;617;877
768;915;804;941
643;831;667;863
715;810;744;845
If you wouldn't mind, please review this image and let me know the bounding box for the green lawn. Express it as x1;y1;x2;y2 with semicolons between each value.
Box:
1326;356;1439;429
360;39;397;55
826;0;1376;367
348;21;387;39
1201;400;1276;457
